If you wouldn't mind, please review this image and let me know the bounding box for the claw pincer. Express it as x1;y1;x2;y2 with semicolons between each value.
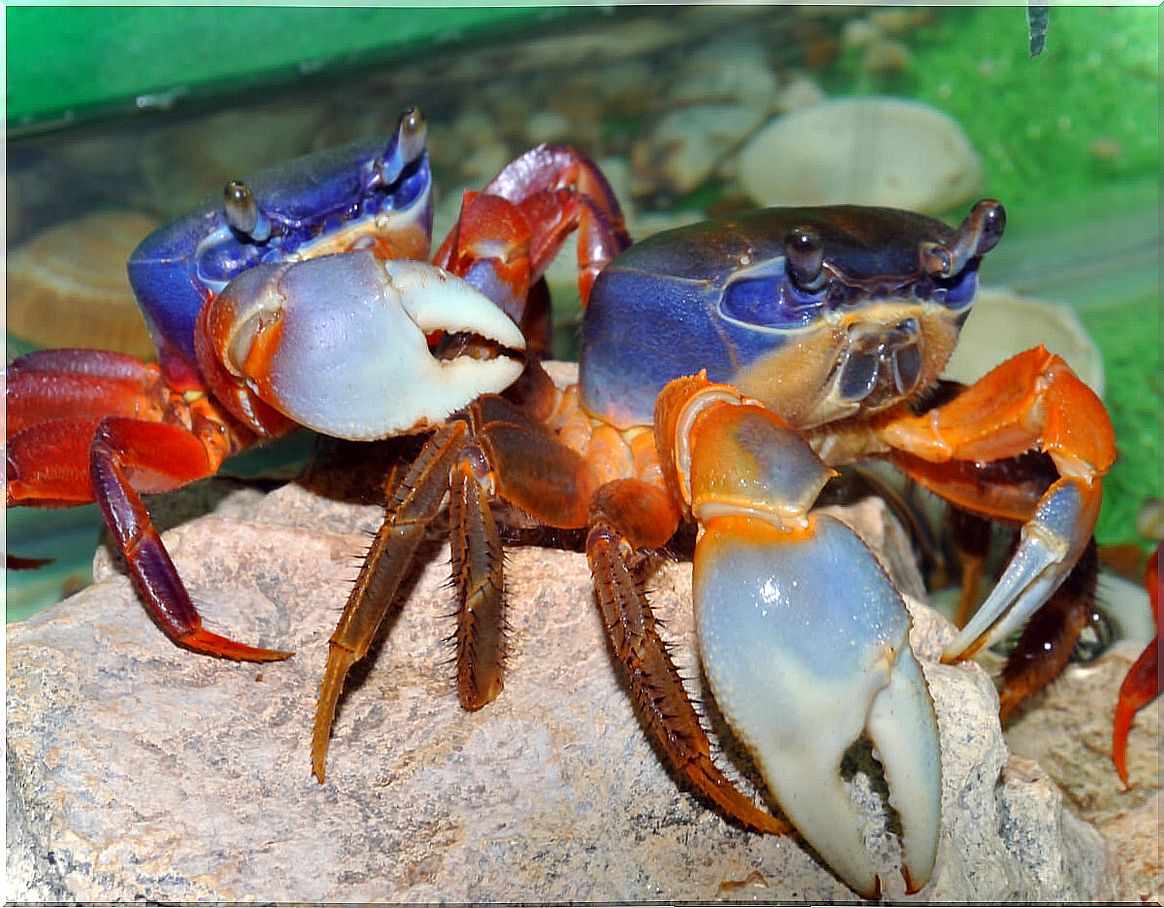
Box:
658;377;940;897
204;252;526;440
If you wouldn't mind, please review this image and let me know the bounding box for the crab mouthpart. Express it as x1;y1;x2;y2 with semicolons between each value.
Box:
833;318;923;407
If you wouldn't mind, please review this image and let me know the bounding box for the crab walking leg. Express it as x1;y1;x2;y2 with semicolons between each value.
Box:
878;346;1115;662
448;452;507;710
6;349;288;661
6;349;180;504
312;421;468;781
1113;545;1160;786
658;375;941;897
313;392;594;779
586;480;790;836
996;540;1099;721
88;416;293;662
434;143;631;308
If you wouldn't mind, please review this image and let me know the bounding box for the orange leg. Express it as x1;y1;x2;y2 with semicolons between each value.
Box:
879;346;1116;662
6;348;289;662
312;421;472;781
1113;544;1160;786
312;393;597;781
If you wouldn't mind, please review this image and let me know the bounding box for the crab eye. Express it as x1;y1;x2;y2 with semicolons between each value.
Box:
223;180;272;243
783;226;825;291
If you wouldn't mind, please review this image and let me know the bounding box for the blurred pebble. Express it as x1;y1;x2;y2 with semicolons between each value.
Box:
736;96;982;213
1137;500;1163;542
141;103;325;217
630;38;778;197
775;74;827;113
862;38;911;73
8;211;161;359
524;109;578;145
1089;135;1125;161
943;289;1105;398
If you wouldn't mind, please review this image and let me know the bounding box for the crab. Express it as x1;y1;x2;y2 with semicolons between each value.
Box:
301;195;1115;894
6;107;624;662
6;107;1118;897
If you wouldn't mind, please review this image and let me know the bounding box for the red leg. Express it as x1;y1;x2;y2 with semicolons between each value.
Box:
997;540;1099;721
88;416;289;661
7;349;180;506
6;349;289;662
1113;544;1160;786
434;145;630;312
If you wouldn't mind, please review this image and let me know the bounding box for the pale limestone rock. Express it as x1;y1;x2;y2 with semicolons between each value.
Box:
1003;645;1161;902
7;481;1118;902
737;96;982;214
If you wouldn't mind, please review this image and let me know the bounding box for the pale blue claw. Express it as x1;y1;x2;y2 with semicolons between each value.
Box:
694;513;941;898
208;251;526;440
942;475;1100;662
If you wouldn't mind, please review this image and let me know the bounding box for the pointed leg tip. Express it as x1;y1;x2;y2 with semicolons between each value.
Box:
902;865;930;895
180;628;294;662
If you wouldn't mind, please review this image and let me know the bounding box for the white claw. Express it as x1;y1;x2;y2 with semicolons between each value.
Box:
694;513;941;898
210;251;526;439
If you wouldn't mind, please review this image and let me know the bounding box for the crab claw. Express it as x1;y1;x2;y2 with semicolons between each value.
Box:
695;515;940;897
205;250;526;440
663;378;940;897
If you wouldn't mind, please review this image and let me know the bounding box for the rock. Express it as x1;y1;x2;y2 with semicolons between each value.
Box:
737;96;983;214
7;210;160;359
945;288;1106;397
6;470;1119;901
1003;646;1161;902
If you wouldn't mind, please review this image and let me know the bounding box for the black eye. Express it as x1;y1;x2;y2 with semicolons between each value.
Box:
784;226;825;291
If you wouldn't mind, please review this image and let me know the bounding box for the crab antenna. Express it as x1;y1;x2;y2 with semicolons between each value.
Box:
223;180;272;243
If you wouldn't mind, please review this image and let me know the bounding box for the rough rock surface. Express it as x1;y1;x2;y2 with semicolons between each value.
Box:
7;477;1119;902
1004;646;1161;903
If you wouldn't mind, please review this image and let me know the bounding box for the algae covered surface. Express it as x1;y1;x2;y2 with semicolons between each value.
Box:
831;6;1159;213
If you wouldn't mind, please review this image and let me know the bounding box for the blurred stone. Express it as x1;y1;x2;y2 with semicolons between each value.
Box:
7;210;160;359
631;39;779;197
141;103;325;218
7;470;1120;901
737;97;982;214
